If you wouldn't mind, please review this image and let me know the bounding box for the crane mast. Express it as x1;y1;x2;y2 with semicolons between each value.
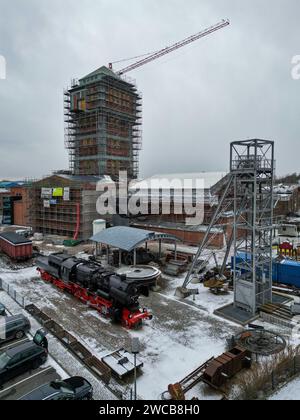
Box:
110;20;230;75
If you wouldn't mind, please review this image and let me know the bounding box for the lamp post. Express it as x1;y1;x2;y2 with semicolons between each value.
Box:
131;337;140;400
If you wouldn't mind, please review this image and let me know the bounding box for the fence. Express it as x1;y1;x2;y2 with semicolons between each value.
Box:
0;277;30;308
269;355;300;393
237;350;300;400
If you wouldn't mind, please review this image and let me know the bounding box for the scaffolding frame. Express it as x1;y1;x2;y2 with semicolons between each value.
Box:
30;181;102;240
64;71;142;180
30;184;83;238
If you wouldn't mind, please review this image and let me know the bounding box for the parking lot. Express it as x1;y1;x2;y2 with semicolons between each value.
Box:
0;367;60;400
0;288;118;400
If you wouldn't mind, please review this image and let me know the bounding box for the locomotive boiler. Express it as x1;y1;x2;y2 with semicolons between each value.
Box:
36;253;159;329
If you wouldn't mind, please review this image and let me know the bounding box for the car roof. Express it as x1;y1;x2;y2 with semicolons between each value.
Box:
64;376;91;389
5;314;27;323
19;383;60;400
6;341;40;357
19;377;91;400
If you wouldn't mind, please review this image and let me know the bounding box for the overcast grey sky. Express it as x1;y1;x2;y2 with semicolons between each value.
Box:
0;0;299;179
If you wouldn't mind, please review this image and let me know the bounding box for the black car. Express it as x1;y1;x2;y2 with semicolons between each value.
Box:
19;377;93;400
0;341;48;386
0;314;31;344
0;303;6;317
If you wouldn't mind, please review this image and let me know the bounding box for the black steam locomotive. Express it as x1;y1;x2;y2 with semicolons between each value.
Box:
36;253;156;328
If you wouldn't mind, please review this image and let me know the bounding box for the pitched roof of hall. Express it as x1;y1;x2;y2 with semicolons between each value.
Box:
130;172;228;191
57;174;114;184
32;174;114;186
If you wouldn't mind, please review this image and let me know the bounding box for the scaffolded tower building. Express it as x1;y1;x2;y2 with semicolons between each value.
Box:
64;66;142;180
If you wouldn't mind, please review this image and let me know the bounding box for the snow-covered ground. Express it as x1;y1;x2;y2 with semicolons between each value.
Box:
0;255;242;400
1;254;300;400
269;378;300;400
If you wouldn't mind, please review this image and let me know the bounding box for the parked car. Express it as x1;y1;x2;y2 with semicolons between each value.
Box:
0;303;6;317
19;376;93;400
0;315;31;345
0;340;48;386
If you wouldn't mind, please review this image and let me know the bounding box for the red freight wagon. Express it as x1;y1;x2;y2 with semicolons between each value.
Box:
0;232;33;261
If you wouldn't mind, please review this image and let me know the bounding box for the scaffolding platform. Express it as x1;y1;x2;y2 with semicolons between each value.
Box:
214;304;259;326
214;293;293;326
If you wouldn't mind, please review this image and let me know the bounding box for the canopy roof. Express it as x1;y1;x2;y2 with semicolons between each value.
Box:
90;226;181;252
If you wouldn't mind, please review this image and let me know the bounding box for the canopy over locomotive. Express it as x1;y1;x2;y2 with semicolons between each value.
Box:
36;253;159;328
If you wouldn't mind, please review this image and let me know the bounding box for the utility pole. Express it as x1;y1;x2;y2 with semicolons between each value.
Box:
131;337;140;400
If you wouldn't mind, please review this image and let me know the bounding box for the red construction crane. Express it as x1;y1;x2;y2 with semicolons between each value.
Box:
109;20;230;76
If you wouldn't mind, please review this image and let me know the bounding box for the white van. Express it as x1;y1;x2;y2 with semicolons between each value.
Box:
278;224;298;237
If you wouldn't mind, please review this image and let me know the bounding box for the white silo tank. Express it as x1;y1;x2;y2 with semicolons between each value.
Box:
93;219;106;236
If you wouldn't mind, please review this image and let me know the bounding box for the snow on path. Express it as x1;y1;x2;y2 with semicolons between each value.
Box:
0;259;240;400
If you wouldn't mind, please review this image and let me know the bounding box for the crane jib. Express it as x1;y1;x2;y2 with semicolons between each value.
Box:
115;20;230;76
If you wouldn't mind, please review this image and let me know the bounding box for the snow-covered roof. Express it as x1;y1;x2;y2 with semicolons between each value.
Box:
274;184;298;194
79;66;121;84
91;226;181;251
130;172;227;191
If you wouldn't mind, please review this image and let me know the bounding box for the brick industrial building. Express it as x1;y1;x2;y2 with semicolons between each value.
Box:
10;185;31;226
0;182;31;226
128;172;229;247
29;174;113;240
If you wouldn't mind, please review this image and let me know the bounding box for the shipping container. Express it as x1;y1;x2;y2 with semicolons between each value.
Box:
273;259;300;288
0;232;32;261
232;252;300;289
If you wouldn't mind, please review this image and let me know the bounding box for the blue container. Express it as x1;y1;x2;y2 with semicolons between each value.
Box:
232;253;300;288
273;259;300;288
